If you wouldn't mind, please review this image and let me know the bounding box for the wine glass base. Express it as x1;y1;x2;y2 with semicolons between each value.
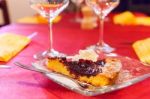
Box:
33;49;66;60
86;43;115;54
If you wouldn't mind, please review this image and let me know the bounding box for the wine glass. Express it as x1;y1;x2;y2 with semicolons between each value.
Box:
71;0;84;22
30;0;69;58
86;0;119;53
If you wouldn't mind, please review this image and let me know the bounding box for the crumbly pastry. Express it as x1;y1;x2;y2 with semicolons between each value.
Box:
46;50;122;87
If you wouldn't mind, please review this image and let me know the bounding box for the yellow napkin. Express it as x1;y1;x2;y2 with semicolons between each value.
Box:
132;38;150;64
113;11;136;25
113;11;150;26
136;17;150;26
0;33;31;62
17;15;61;24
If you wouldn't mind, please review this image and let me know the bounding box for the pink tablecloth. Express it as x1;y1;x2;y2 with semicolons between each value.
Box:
0;13;150;99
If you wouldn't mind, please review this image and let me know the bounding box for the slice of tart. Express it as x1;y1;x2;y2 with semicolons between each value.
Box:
45;50;122;87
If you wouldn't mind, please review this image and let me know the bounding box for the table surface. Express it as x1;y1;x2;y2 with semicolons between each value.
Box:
0;13;150;99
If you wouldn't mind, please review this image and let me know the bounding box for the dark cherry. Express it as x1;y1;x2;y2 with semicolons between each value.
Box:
65;59;102;76
61;57;67;61
95;59;106;67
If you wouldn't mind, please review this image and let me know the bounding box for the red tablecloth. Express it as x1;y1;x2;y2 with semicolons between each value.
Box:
0;13;150;99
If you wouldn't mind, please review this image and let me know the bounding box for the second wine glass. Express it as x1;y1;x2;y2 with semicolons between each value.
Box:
86;0;119;53
30;0;69;58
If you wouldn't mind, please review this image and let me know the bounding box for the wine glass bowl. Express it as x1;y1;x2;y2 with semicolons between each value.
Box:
86;0;119;53
30;0;69;58
86;0;119;19
30;0;69;21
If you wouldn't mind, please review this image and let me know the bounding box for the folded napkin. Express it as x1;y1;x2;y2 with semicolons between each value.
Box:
132;38;150;64
0;33;31;62
113;11;150;26
136;17;150;26
113;11;136;25
17;15;61;24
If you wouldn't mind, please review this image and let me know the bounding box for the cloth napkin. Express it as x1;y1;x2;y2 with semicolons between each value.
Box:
0;33;31;62
113;11;150;26
136;17;150;26
132;38;150;64
113;11;136;25
17;15;62;24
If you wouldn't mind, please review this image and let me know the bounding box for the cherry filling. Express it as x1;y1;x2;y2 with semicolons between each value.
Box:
48;57;106;77
62;58;106;77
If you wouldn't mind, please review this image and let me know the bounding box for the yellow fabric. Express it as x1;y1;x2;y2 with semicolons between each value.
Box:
113;11;150;26
113;11;136;25
136;17;150;26
132;38;150;64
0;33;31;62
17;15;61;24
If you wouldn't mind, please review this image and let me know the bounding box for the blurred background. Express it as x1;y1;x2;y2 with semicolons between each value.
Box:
0;0;150;26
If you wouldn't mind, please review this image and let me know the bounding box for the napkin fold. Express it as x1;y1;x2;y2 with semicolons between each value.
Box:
17;15;62;24
132;38;150;64
0;33;31;62
113;11;136;25
136;17;150;26
113;11;150;26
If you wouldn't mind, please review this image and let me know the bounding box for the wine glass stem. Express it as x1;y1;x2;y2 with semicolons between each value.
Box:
98;18;104;47
49;19;54;52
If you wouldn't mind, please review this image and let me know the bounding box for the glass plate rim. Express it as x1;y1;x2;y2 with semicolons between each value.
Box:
31;56;150;96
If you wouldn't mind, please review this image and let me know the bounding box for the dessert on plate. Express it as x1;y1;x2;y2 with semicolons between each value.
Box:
45;50;122;87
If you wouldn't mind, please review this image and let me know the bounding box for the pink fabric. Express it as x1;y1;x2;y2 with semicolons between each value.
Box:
0;13;150;99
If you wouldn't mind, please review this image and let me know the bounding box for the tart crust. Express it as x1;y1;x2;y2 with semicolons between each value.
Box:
46;57;121;87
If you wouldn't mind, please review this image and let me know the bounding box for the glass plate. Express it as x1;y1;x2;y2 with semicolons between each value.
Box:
32;56;150;96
